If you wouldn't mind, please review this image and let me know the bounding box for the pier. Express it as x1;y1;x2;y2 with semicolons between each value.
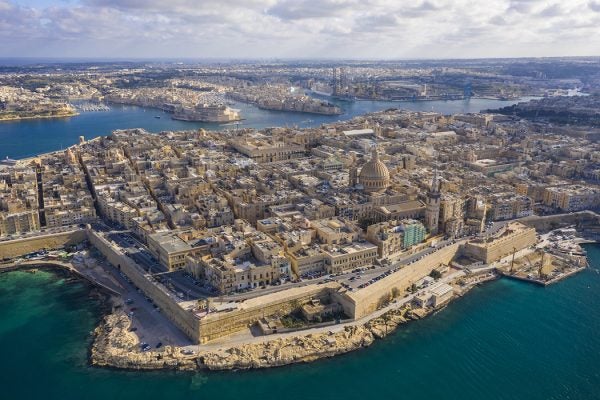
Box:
498;266;587;286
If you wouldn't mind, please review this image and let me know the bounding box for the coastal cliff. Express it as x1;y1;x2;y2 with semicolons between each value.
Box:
200;309;409;370
90;305;414;371
91;313;198;371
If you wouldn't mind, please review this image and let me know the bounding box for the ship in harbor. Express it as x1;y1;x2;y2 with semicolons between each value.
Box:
172;103;241;123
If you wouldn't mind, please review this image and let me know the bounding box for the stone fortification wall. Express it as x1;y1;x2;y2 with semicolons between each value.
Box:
86;229;200;342
199;284;338;343
0;230;86;259
462;226;536;264
347;243;461;319
520;211;600;233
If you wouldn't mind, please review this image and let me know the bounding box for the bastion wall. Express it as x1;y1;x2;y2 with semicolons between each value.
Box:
0;230;87;259
347;242;461;319
86;229;201;342
198;284;338;343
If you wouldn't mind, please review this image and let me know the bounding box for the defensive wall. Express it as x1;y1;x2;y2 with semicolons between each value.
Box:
86;228;463;343
86;229;201;342
0;259;121;296
341;242;462;319
0;229;86;259
519;211;600;233
198;283;339;343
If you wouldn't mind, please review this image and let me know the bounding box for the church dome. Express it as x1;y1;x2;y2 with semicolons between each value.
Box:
359;147;390;193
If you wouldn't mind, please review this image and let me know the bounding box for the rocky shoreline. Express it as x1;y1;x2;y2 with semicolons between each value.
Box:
90;276;491;371
0;110;78;122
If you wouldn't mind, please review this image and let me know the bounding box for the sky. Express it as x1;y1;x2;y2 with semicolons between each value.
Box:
0;0;599;59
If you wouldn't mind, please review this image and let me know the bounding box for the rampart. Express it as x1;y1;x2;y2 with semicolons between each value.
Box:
519;211;600;233
198;283;339;343
0;230;87;259
86;229;201;342
343;242;462;319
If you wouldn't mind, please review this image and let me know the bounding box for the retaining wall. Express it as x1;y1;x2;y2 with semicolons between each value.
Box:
198;284;337;343
86;229;201;342
347;243;461;319
0;230;86;259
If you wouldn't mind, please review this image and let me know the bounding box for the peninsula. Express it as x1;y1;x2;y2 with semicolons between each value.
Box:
2;100;598;370
0;86;77;121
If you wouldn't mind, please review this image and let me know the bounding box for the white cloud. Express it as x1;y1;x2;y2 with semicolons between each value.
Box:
0;0;598;58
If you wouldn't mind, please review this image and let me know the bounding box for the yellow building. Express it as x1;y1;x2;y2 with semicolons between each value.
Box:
311;217;360;245
462;222;537;263
229;136;305;163
323;242;378;274
0;210;40;236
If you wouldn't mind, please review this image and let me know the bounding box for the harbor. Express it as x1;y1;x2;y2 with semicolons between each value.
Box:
493;226;591;286
73;103;111;112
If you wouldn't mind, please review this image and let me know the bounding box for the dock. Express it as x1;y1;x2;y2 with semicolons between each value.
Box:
498;265;587;286
75;103;110;112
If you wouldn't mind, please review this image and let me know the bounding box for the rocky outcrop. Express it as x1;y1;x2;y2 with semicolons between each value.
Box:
199;307;410;370
200;325;375;370
89;295;457;371
90;305;417;371
90;313;197;371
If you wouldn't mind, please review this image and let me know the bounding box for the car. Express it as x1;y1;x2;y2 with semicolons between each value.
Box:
155;342;163;348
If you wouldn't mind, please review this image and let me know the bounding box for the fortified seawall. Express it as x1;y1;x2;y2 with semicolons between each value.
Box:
341;242;462;319
0;230;87;259
519;211;600;233
0;260;121;296
86;229;201;342
198;284;338;344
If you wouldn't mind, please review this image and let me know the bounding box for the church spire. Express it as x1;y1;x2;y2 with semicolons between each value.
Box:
431;167;439;194
371;145;379;161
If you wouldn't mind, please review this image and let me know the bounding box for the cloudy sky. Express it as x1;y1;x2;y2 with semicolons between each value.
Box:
1;0;599;59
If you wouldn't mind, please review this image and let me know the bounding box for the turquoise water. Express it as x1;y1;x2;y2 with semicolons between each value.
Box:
0;245;598;400
0;97;527;159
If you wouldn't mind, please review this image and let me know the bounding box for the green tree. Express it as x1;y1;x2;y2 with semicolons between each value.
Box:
429;269;442;279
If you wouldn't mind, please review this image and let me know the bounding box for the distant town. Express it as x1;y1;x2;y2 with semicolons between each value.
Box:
2;57;597;123
1;58;599;370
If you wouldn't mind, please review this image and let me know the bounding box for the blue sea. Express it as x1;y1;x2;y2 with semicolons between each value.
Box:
0;244;598;400
0;97;529;159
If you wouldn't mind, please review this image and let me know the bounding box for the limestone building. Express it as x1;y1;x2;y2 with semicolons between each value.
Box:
462;221;537;263
366;219;427;258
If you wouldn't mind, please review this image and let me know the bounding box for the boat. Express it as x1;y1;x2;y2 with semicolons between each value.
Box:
154;115;161;119
0;156;17;166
